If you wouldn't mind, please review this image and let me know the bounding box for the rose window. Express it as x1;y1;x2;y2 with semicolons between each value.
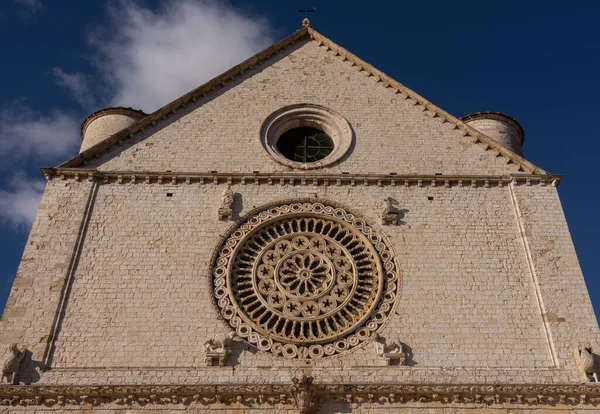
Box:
210;201;401;359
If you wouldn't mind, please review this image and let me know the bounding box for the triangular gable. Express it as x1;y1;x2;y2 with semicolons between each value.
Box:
60;25;547;175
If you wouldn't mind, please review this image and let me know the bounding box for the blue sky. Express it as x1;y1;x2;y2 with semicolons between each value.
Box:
0;0;599;316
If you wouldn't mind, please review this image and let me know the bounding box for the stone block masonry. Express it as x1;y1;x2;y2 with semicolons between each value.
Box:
7;179;583;386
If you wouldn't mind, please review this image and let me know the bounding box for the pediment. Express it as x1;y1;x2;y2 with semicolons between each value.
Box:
60;26;546;176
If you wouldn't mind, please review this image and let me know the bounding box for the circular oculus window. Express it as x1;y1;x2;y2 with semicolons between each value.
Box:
209;201;401;360
260;104;353;169
276;127;334;163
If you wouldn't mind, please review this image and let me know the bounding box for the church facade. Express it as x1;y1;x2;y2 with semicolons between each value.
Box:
1;20;599;412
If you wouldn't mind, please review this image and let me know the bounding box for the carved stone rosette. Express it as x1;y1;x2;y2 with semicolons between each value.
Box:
210;201;401;360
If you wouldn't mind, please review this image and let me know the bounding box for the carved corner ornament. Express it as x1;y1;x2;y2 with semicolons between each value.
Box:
575;342;599;383
218;186;234;221
203;332;238;366
379;197;402;225
290;372;315;414
374;334;407;366
1;343;26;385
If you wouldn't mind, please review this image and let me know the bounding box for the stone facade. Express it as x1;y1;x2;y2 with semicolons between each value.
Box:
0;24;599;412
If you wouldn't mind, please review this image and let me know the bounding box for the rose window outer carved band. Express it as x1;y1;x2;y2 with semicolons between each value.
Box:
210;201;401;360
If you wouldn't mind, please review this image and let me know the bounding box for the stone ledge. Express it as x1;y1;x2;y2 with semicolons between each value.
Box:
40;168;562;188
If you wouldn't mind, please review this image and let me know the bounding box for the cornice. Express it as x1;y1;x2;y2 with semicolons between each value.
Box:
0;383;599;408
41;168;562;188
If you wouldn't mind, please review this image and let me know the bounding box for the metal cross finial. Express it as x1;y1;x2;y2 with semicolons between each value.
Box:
297;5;315;28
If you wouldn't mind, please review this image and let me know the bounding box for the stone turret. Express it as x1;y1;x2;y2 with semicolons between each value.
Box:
461;112;525;157
80;107;146;153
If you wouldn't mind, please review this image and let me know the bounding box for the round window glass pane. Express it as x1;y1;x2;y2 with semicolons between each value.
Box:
276;127;334;163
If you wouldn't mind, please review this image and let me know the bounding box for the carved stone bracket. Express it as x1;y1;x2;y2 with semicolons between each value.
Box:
204;351;229;367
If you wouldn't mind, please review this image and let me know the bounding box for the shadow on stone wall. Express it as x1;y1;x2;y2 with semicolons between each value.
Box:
18;350;42;384
315;401;352;413
402;342;416;366
228;341;254;366
232;192;244;221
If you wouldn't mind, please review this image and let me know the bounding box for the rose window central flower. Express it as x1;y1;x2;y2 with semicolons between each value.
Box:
277;252;334;299
255;235;354;322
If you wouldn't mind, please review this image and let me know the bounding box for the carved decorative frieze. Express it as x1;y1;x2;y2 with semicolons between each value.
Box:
210;201;401;360
1;383;600;408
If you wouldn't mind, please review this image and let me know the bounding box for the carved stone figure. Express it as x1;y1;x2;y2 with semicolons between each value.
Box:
374;334;406;366
203;331;237;366
2;344;26;385
575;343;598;382
378;197;401;225
217;186;234;221
289;372;315;414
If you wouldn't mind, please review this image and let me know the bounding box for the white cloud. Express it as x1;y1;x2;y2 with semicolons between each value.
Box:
0;105;80;160
7;1;272;161
0;172;45;229
90;0;274;112
14;0;42;11
53;67;95;109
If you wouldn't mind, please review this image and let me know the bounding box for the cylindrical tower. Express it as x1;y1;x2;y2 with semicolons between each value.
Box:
461;112;525;157
80;107;146;153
